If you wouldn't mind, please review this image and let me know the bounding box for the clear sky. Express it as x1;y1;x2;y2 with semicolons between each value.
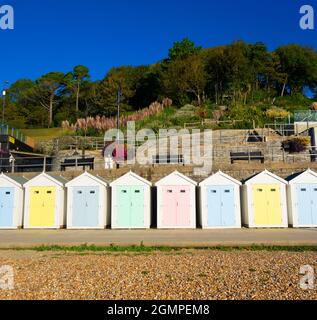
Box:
0;0;316;86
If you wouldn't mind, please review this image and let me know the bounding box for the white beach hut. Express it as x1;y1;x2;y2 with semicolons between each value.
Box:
155;171;197;229
199;171;242;229
241;170;288;228
287;169;317;227
23;172;67;229
66;172;109;229
0;173;28;229
110;171;152;229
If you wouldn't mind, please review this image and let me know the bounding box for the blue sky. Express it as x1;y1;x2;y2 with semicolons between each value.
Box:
0;0;316;86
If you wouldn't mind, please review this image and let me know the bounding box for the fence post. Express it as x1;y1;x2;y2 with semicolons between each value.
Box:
75;158;78;170
11;159;15;173
43;156;47;172
282;149;285;163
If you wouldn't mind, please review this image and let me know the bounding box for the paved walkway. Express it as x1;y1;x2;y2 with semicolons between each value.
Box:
0;228;316;247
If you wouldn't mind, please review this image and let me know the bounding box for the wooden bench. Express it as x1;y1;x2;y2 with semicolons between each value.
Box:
230;151;264;164
152;155;184;165
60;157;94;171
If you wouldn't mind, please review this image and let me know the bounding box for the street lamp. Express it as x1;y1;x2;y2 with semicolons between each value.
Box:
2;81;9;126
2;89;6;126
116;83;122;144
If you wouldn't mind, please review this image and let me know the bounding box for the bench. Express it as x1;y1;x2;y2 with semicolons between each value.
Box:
230;151;264;164
60;157;94;171
152;155;184;165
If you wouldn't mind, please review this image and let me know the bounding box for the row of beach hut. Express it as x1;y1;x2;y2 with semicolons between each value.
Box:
0;169;316;230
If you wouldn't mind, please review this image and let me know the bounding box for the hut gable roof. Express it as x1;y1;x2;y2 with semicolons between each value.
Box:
199;170;242;186
244;170;287;185
66;172;108;187
287;169;317;184
155;170;197;186
110;171;152;187
23;172;67;187
0;173;28;187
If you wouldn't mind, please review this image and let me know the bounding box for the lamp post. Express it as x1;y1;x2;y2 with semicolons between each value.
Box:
115;84;122;169
2;89;6;126
2;81;9;126
116;83;122;144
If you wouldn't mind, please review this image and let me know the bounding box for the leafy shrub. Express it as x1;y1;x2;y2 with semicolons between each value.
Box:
282;137;310;153
265;107;290;119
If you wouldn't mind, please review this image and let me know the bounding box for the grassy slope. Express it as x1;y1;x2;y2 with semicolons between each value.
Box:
21;128;66;141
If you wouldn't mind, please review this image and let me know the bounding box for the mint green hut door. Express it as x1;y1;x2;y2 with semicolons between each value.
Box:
117;186;144;228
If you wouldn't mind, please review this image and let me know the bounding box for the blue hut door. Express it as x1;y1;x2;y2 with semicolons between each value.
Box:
73;186;99;227
73;187;86;227
297;185;311;225
207;187;222;227
312;186;317;225
297;184;317;225
207;186;235;227
221;186;235;226
0;188;15;227
85;187;99;227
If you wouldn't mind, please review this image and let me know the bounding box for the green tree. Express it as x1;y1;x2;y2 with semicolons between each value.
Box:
274;45;317;96
65;65;90;113
163;53;207;105
30;72;66;127
168;38;202;61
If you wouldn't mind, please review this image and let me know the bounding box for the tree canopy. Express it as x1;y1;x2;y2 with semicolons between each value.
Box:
5;39;317;128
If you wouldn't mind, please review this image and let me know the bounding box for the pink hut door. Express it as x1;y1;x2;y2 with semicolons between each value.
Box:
161;185;191;227
162;186;177;226
176;186;191;227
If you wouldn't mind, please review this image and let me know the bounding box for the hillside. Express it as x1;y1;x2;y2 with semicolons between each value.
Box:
4;39;317;131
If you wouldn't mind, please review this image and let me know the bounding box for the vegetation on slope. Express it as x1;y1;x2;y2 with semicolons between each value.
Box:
3;39;317;132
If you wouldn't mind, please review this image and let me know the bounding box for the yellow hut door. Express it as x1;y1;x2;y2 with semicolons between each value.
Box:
266;185;282;225
29;187;56;227
253;184;282;226
253;185;268;225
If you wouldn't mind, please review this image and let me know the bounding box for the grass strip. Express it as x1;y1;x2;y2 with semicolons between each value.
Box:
2;243;317;253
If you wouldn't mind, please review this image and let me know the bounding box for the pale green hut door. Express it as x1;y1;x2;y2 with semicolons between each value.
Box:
130;187;144;227
117;186;144;228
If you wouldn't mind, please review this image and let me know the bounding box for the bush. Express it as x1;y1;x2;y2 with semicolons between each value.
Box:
282;137;310;153
265;107;290;119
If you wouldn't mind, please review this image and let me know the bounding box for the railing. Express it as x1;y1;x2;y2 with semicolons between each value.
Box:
1;144;317;173
0;124;36;148
55;129;270;152
183;119;245;129
294;110;317;122
264;123;295;136
213;144;316;163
